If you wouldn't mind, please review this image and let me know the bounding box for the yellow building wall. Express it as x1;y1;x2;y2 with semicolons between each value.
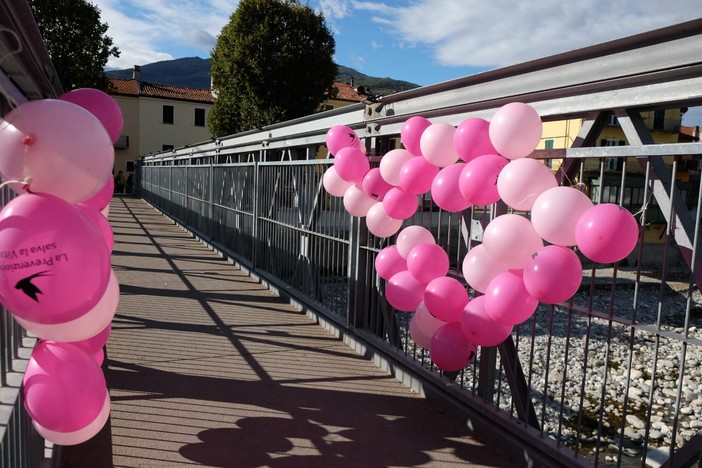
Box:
112;95;140;175
138;98;212;156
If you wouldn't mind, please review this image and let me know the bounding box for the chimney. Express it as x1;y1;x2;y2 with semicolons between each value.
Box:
133;65;141;81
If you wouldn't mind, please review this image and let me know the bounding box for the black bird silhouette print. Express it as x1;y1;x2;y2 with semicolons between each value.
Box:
15;270;50;302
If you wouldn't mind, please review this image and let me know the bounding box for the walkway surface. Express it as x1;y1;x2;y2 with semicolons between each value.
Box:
62;197;517;468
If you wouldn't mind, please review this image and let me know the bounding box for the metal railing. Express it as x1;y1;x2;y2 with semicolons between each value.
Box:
140;19;702;467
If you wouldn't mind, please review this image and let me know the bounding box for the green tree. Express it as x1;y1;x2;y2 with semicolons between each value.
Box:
29;0;120;91
209;0;337;137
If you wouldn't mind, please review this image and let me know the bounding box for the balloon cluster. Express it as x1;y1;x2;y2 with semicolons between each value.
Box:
323;103;640;372
0;89;122;445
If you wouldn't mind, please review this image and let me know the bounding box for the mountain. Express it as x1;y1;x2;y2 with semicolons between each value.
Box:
105;57;420;96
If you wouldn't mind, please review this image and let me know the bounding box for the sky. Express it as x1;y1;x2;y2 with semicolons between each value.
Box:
91;0;702;125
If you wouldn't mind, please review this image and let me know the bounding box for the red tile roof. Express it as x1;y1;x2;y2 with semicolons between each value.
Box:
332;82;369;102
109;78;215;104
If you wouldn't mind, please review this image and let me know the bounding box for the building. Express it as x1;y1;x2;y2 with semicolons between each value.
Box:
108;66;215;177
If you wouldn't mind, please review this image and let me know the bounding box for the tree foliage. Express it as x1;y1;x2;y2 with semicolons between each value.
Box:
209;0;337;137
29;0;120;91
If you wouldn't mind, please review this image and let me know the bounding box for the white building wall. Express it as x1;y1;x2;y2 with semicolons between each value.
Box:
139;97;212;155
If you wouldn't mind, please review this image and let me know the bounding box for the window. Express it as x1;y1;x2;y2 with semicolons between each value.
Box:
163;105;174;124
126;160;135;172
194;108;205;127
162;144;174;151
544;139;554;149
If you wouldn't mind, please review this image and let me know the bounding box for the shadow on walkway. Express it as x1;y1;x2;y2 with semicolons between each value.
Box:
62;197;515;468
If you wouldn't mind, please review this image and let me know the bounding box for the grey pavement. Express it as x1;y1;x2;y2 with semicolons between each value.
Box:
60;197;517;468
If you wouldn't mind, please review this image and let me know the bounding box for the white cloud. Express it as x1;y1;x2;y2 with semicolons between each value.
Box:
348;0;702;68
92;0;234;69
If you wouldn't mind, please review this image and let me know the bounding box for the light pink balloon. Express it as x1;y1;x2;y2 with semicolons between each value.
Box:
0;193;111;324
420;122;460;167
460;295;513;347
333;146;370;184
431;163;471;212
323;166;353;197
396;225;435;258
482;214;543;269
430;322;478;371
365;203;403;238
484;270;538;326
424;276;469;322
454;118;498;163
401;116;431;156
14;269;119;342
497;158;558;211
68;323;112;357
386;270;427;312
575;203;639;264
0;99;114;204
462;244;510;294
489;102;543;160
458;154;509;206
343;184;377;217
523;245;582;304
399;156;439;195
59;88;123;144
76;203;114;252
375;245;407;280
382;188;418;220
410;301;446;349
23;341;108;433
361;168;393;201
81;176;114;212
326;125;360;155
33;393;110;446
407;243;449;283
531;186;594;246
379;149;414;186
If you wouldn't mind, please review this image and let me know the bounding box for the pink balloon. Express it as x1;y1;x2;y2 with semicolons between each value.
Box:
14;269;119;342
482;214;543;269
343;184;377;217
375;245;407;280
484;270;538;326
323;166;353;197
399;156;439;195
365;203;403;238
76;203;114;252
523;245;582;304
430;322;478;371
333;146;370;184
59;88;124;144
0;99;115;203
326;125;360;155
379;149;414;186
0;193;111;324
575;203;639;264
454;118;498;163
431;163;471;212
81;176;114;212
409;301;445;349
531;186;594;246
386;270;427;312
23;341;108;433
407;243;449;283
401;116;431;156
458;154;509;205
33;393;110;446
396;225;435;258
497;158;558;211
68;323;112;356
382;188;418;220
462;244;509;294
460;295;513;347
361;168;393;201
488;102;543;160
424;276;469;322
421;123;460;167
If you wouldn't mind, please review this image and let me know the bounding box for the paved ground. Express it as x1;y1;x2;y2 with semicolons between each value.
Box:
60;197;517;468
